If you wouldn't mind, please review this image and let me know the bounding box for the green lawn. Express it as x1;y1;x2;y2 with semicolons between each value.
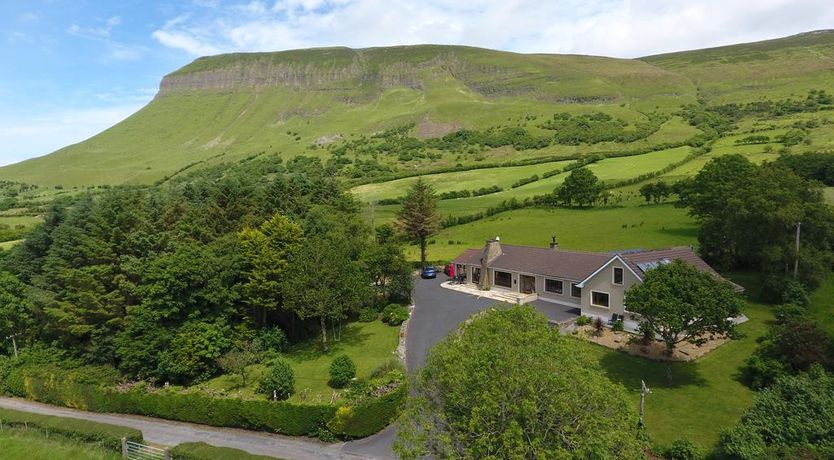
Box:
573;300;770;451
0;239;23;250
0;428;121;460
413;204;698;261
824;187;834;204
202;320;400;404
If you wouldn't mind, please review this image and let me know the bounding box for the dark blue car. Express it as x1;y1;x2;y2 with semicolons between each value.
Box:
420;266;437;279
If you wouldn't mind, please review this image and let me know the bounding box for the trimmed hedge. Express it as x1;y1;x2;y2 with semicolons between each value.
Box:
328;382;407;438
0;407;142;451
170;442;283;460
5;366;334;436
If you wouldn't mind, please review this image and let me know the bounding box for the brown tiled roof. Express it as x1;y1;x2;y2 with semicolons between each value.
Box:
453;244;610;281
619;247;717;277
451;248;482;265
618;246;744;291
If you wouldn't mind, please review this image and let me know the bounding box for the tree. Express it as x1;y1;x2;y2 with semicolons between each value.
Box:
257;358;295;401
282;231;370;352
639;182;656;203
157;320;233;384
216;342;258;388
556;167;603;206
395;306;646;459
328;354;356;388
720;367;834;459
361;240;412;304
0;271;34;354
625;260;743;355
395;178;441;268
238;214;303;326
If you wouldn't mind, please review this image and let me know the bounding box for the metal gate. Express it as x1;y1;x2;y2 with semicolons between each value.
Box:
121;437;170;460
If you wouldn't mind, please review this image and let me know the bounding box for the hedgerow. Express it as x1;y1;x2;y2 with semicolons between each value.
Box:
170;442;283;460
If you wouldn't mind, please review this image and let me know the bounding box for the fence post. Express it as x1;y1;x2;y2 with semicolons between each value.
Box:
121;437;128;459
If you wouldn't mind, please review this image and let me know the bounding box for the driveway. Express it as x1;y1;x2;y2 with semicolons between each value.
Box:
342;276;579;458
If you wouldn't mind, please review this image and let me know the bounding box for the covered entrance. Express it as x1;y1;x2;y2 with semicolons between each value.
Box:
472;267;481;284
520;274;536;294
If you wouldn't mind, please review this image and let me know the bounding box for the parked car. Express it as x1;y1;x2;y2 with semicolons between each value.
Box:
421;266;437;279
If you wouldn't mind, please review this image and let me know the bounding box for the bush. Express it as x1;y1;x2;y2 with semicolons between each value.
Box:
612;319;624;332
575;316;592;326
170;442;281;460
257;359;295;401
666;439;701;460
253;327;289;354
327;378;407;438
370;358;404;378
358;307;378;322
0;407;142;451
4;364;332;436
781;280;810;306
329;355;356;388
382;304;409;326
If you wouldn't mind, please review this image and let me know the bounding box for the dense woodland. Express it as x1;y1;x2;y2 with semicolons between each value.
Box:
0;159;411;385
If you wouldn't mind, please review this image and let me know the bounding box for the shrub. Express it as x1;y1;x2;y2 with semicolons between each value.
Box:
170;442;280;460
382;304;409;326
257;359;295;401
575;316;592;326
594;317;605;336
612;319;624;332
358;307;378;322
370;358;404;378
666;439;701;460
253;327;289;354
781;280;810;306
0;407;142;451
329;355;356;388
328;379;407;438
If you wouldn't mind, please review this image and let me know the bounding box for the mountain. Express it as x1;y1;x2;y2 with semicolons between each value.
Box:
2;32;833;187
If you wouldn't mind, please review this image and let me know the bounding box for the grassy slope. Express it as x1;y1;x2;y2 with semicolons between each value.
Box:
201;320;399;405
807;273;834;335
0;428;121;460
643;30;834;103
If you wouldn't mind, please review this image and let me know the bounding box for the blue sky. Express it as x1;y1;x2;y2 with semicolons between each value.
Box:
2;0;833;166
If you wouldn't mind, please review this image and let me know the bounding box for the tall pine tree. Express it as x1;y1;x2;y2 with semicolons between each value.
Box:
395;178;441;268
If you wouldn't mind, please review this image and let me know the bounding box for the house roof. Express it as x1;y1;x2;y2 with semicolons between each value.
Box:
453;244;610;282
452;243;742;290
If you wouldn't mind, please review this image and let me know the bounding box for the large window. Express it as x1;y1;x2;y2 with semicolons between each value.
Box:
570;283;582;298
591;291;610;308
494;271;512;288
613;267;624;285
545;279;563;294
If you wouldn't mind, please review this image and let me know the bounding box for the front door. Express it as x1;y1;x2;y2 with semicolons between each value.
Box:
472;267;481;284
520;275;536;294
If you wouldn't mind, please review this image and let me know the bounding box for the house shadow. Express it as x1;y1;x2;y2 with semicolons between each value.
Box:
597;349;708;390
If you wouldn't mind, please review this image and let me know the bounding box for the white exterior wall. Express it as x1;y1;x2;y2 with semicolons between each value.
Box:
579;259;640;318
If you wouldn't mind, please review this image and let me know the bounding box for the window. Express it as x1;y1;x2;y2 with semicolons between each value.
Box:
494;271;512;288
545;279;563;294
570;283;582;298
591;291;610;308
613;267;624;285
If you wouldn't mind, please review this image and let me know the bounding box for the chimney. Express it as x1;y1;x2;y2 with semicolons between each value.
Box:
549;234;558;250
479;236;502;290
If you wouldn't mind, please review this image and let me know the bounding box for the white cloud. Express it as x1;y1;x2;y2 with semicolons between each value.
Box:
151;0;834;58
0;104;148;166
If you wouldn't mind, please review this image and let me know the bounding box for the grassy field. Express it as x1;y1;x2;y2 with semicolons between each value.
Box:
202;320;400;404
0;240;23;250
0;428;121;460
824;187;834;204
411;204;697;261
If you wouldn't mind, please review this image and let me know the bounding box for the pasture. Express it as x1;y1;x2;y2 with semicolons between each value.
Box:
0;428;121;460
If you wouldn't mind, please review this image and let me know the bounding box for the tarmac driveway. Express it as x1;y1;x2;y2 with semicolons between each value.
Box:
343;276;579;458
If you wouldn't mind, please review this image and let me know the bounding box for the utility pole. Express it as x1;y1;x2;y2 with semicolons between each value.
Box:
638;379;651;429
5;333;20;358
794;222;801;280
370;201;376;241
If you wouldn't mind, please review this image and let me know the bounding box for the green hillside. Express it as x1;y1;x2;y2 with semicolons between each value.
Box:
0;45;697;187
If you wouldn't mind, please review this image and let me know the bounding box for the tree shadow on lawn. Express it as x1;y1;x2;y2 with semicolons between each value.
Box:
657;226;699;239
284;323;374;363
598;349;708;391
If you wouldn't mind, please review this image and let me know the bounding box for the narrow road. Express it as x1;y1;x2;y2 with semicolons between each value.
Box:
0;396;368;460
